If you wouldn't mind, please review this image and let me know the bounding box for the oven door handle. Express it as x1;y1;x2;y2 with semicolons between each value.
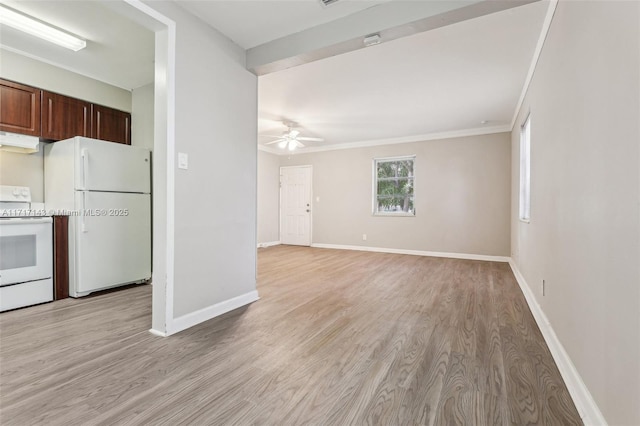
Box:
0;217;53;225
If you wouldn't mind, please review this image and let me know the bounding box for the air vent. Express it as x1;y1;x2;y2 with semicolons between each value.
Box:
320;0;340;6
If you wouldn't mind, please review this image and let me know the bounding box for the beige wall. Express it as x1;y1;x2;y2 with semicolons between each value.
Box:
0;50;132;111
510;1;640;424
0;147;45;202
273;132;511;256
147;1;258;319
131;83;154;151
257;150;280;244
0;50;134;202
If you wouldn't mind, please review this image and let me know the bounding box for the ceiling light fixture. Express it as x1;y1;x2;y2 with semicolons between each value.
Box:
363;33;381;47
0;4;86;51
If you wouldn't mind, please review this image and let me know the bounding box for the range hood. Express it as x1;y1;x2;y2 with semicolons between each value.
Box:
0;131;40;154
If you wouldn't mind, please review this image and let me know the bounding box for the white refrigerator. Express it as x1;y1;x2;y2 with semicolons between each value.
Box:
45;137;151;297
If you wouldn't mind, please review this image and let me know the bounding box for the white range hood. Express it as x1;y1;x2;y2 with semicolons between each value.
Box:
0;131;40;154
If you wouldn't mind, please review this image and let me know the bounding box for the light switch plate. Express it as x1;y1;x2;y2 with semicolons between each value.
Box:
178;152;188;170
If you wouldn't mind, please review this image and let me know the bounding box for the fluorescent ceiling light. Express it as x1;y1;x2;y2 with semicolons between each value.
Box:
0;5;86;51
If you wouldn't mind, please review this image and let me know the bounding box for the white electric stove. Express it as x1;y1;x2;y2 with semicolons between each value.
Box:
0;185;53;312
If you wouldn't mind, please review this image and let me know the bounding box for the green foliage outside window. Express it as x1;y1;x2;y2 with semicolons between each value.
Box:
374;156;415;215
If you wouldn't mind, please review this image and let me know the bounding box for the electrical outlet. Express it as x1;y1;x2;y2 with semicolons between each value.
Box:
362;234;367;241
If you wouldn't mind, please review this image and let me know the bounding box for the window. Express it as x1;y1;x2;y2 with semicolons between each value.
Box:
519;114;531;222
373;155;415;216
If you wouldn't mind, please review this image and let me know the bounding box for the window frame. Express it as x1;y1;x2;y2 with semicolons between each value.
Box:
519;113;531;223
372;155;416;217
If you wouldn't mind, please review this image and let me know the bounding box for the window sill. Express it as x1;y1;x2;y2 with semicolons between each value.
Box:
373;213;416;217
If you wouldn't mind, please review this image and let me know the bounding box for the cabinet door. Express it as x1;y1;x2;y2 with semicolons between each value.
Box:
91;104;131;145
41;91;91;141
0;79;41;136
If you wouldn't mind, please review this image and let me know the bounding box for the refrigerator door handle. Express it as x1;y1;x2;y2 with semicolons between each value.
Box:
81;192;87;233
81;148;89;190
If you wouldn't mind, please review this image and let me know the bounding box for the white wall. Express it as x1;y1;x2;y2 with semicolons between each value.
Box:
257;150;280;244
274;132;511;256
131;83;154;151
511;1;640;424
0;50;133;201
0;50;132;111
146;1;258;322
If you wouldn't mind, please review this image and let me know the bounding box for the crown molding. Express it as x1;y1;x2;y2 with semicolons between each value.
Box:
510;0;558;130
260;124;511;156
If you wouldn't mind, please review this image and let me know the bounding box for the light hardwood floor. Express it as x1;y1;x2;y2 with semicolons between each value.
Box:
0;246;582;425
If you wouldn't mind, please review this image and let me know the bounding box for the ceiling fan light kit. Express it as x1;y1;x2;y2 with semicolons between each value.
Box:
263;124;324;151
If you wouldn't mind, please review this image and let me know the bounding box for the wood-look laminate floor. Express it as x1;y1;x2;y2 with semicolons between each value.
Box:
0;246;582;425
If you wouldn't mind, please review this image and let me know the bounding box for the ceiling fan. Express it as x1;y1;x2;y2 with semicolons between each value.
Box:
263;126;324;151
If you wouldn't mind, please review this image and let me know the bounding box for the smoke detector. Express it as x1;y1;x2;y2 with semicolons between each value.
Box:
319;0;340;7
363;33;381;47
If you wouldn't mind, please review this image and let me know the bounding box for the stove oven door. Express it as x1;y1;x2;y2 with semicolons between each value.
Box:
0;217;53;286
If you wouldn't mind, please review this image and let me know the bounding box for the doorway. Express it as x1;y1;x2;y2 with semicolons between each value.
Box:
114;0;175;335
280;165;312;246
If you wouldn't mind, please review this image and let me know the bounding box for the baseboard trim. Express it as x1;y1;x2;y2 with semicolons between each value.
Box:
508;260;607;426
257;241;280;248
167;290;260;336
310;243;510;263
148;328;168;337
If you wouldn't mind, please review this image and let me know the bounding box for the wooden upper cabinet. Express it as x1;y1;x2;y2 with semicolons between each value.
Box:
91;104;131;145
1;79;133;144
0;79;41;136
41;91;91;141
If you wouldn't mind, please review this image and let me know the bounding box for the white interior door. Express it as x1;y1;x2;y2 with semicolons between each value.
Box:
280;166;312;246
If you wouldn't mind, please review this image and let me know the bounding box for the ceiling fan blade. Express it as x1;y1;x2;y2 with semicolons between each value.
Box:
295;140;305;148
265;139;287;145
296;137;324;142
289;129;300;138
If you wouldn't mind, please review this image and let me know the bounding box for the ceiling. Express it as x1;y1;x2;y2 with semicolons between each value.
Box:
178;0;394;50
0;0;548;153
258;1;548;151
0;0;154;90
